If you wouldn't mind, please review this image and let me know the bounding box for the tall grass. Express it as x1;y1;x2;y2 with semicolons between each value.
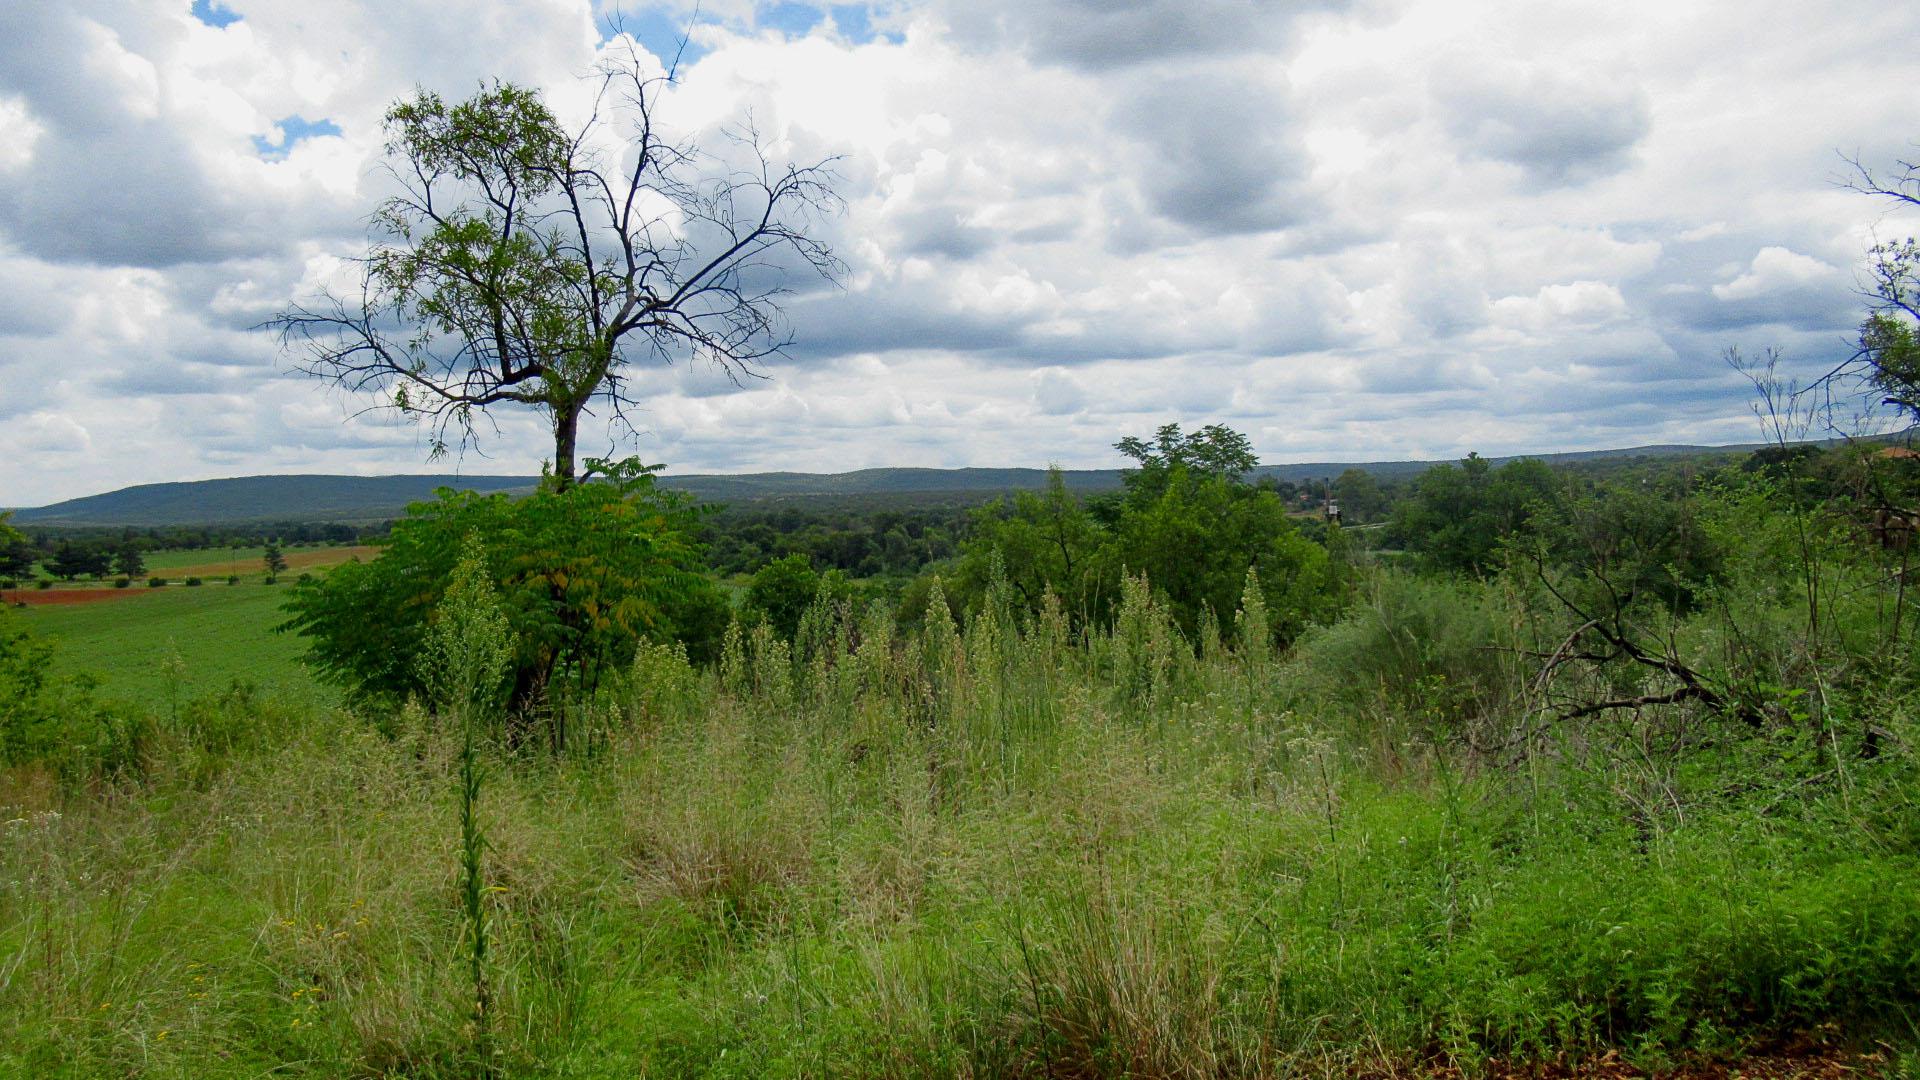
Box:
1;562;1916;1077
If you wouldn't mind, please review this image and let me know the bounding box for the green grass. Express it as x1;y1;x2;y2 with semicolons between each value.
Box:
140;545;283;572
5;542;1919;1078
9;543;377;587
17;583;324;702
2;575;1916;1079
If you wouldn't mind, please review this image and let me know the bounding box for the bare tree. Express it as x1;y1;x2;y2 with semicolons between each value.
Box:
1839;153;1920;422
271;50;842;489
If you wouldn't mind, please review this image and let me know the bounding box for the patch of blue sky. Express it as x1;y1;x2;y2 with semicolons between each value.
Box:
252;115;342;159
830;4;899;45
760;2;825;35
190;0;242;29
598;7;713;71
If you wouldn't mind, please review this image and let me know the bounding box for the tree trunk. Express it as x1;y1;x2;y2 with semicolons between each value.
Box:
552;402;581;491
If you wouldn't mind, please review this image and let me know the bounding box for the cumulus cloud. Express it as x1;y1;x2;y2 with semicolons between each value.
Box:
0;0;1915;506
933;0;1349;70
1435;60;1652;186
1711;246;1843;302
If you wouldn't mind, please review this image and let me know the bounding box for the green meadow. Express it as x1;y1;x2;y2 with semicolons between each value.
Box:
17;582;323;702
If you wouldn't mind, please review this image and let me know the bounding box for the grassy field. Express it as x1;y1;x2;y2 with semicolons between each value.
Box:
2;544;375;701
14;580;324;702
1;572;1916;1078
143;543;379;581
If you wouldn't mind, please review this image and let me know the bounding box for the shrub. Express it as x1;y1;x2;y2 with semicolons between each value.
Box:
0;609;148;779
743;554;856;642
227;574;240;585
113;578;130;589
148;576;166;588
0;577;15;591
283;457;728;720
1292;571;1523;739
36;580;51;590
185;577;203;587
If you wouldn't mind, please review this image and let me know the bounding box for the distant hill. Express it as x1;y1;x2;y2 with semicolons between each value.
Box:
4;438;1811;527
10;474;537;527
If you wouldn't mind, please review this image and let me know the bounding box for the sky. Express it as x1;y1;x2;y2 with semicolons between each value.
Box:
2;0;1918;506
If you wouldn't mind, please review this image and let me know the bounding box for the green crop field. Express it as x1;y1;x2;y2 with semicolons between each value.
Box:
16;583;328;703
141;542;379;578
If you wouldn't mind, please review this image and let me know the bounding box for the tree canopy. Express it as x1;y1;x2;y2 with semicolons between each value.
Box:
273;55;841;488
1844;154;1920;421
953;426;1344;644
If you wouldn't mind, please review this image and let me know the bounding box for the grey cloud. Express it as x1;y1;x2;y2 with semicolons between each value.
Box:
778;283;1056;363
1117;70;1312;235
936;0;1347;71
1436;63;1651;187
0;9;236;266
888;202;998;259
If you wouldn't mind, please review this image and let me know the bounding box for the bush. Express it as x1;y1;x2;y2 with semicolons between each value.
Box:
0;609;148;779
227;574;240;585
743;554;853;642
1292;571;1523;739
148;576;166;588
114;578;131;589
36;580;51;590
282;458;728;718
185;577;203;587
0;577;16;591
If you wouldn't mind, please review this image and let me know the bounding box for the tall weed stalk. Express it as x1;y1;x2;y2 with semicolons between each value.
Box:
422;537;513;1075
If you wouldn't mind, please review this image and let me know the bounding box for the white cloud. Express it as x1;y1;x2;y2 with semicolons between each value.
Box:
1711;246;1842;302
0;96;44;172
1490;281;1629;333
1;0;1917;505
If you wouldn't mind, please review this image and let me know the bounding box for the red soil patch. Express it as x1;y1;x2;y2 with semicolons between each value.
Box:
2;588;156;607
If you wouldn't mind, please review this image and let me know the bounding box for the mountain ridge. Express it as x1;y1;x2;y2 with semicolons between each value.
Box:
5;438;1816;526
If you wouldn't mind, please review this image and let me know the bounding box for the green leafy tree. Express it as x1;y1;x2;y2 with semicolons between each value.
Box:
954;467;1104;616
1109;457;1339;641
47;541;111;582
1534;473;1724;613
744;554;822;642
0;513;34;579
1113;422;1258;499
272;59;840;489
113;543;146;579
1857;240;1920;419
263;542;287;583
1333;467;1389;524
1389;453;1561;574
952;425;1346;644
281;459;728;722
